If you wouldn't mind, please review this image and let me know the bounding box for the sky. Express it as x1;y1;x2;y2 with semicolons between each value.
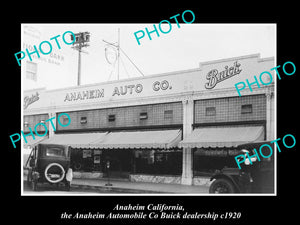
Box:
21;23;276;90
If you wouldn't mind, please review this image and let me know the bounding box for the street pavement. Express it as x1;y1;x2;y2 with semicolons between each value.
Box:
23;177;209;194
71;178;210;194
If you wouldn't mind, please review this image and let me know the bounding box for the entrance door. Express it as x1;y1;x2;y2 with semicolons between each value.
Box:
102;150;132;178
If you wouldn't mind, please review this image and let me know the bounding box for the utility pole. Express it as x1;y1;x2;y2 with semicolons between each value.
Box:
71;32;90;86
77;45;82;86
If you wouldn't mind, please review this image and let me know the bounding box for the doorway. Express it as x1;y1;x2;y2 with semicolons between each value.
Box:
102;150;132;178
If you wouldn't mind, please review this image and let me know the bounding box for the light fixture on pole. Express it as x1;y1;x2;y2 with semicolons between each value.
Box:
71;32;90;86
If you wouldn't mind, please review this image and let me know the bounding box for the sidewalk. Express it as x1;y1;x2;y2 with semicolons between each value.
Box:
70;178;209;194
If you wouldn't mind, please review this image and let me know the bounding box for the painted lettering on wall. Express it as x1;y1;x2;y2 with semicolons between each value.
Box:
15;31;75;66
205;61;242;89
64;89;104;102
62;80;174;102
152;80;172;91
24;92;40;109
22;43;65;66
112;84;143;96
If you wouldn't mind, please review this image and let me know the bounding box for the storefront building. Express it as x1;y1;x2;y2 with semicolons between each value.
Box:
23;53;275;185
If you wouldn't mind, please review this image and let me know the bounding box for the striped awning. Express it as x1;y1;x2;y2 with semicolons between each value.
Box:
178;126;264;148
41;132;108;149
89;129;182;149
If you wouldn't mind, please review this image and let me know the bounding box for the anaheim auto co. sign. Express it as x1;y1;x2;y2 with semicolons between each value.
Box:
205;61;242;89
23;55;273;111
62;61;243;103
63;80;172;102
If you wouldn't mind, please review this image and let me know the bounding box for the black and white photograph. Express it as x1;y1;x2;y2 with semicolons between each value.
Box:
20;23;276;196
4;5;298;225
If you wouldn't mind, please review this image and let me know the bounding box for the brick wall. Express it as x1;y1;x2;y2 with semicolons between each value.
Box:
57;102;183;131
23;95;266;133
194;94;266;124
23;114;49;133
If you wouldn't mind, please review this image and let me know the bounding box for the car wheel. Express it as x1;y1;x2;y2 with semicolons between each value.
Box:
209;178;236;193
74;163;82;170
44;163;65;184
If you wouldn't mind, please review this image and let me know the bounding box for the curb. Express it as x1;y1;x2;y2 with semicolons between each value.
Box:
70;184;170;193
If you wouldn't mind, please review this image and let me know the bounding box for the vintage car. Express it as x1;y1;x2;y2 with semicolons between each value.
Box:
25;143;73;191
209;141;274;194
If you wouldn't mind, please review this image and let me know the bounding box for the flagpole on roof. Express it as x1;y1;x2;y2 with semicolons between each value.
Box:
117;28;120;80
103;28;144;81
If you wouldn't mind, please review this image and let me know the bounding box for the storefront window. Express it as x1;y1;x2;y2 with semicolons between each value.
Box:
83;150;92;158
71;149;102;172
193;148;238;176
135;150;154;165
155;153;165;162
134;150;182;175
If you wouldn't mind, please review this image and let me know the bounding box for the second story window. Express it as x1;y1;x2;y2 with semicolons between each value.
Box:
164;110;173;119
241;104;252;114
139;112;148;120
205;107;216;116
80;116;87;124
108;114;116;122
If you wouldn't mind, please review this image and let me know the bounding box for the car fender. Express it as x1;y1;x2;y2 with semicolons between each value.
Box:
66;168;73;182
210;174;241;193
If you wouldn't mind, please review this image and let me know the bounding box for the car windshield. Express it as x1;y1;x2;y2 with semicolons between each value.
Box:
46;147;65;157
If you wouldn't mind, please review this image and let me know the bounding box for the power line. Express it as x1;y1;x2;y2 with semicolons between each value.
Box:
120;47;144;77
119;55;131;79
